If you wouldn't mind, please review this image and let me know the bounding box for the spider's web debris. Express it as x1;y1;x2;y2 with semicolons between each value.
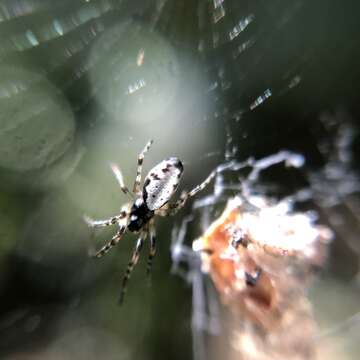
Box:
309;109;360;207
191;150;304;209
172;106;360;360
171;147;338;360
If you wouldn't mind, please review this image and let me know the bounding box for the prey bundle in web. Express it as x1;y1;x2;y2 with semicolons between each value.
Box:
171;150;334;360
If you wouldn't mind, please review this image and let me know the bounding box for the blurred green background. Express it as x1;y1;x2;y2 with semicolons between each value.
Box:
0;1;359;359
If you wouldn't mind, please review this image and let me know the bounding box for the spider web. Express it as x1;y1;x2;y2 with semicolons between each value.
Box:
0;1;359;360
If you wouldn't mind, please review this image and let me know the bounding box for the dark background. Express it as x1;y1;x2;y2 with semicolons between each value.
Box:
0;1;359;359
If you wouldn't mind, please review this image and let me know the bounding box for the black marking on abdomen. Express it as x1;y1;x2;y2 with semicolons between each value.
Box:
151;173;161;180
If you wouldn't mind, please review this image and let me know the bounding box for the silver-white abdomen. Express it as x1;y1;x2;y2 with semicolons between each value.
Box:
143;157;183;210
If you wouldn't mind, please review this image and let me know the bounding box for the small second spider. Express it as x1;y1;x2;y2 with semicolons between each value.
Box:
84;140;216;304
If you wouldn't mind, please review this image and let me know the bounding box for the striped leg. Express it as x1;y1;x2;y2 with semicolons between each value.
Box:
84;203;129;228
119;232;146;304
146;223;156;276
133;140;153;194
167;170;217;215
110;163;134;199
93;225;127;258
83;214;125;228
186;169;217;199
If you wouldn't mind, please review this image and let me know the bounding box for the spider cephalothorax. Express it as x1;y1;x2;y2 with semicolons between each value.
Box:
127;198;154;233
84;140;215;303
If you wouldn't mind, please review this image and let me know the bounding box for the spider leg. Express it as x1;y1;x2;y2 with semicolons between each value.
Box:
110;163;134;199
160;169;217;216
83;212;126;228
92;224;127;258
119;231;147;304
146;221;156;277
133;140;153;194
84;202;129;228
86;205;130;257
154;204;170;217
183;169;217;201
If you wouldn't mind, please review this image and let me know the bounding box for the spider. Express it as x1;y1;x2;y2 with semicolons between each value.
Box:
84;140;216;303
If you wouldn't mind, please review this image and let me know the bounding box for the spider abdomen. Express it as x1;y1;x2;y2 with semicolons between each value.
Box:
143;157;183;211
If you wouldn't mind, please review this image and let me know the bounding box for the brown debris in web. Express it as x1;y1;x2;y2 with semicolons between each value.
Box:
192;196;333;360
